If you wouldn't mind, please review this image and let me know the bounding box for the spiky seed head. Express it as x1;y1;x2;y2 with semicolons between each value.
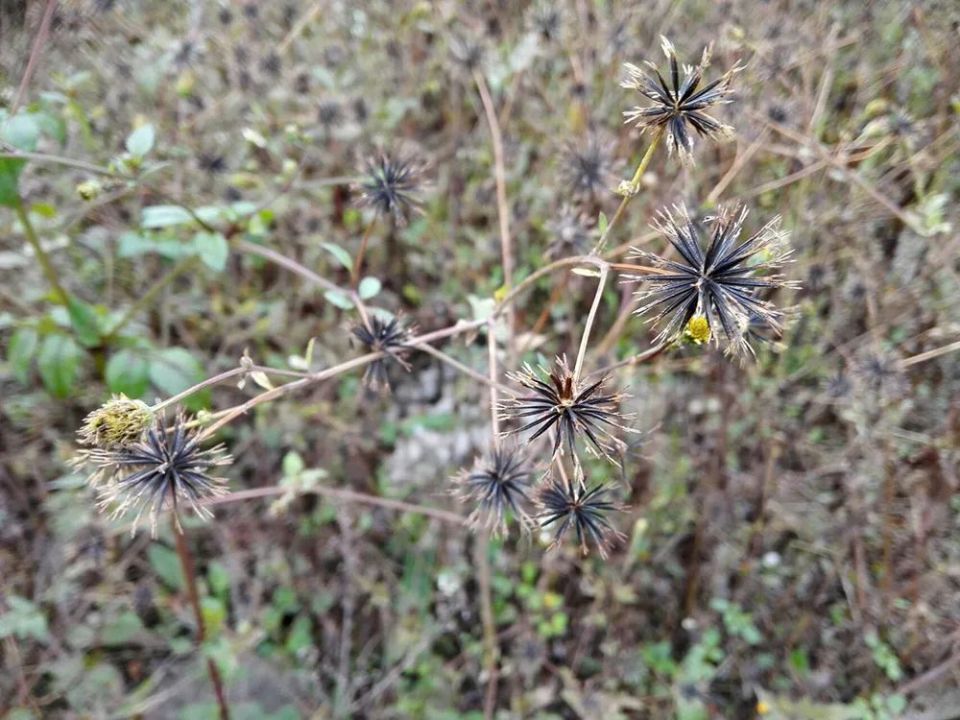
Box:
357;151;425;224
560;133;620;200
547;206;594;259
853;350;906;401
621;35;741;165
630;203;798;357
351;316;412;391
453;445;533;536
536;467;625;557
74;413;231;536
78;395;155;449
502;356;631;461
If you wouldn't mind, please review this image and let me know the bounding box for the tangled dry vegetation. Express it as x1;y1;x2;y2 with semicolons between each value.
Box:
2;1;959;719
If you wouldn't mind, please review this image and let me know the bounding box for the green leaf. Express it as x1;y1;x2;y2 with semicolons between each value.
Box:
321;242;352;270
1;113;40;151
598;211;609;237
201;597;226;638
105;349;150;398
147;544;184;590
207;561;230;599
194;232;229;272
37;334;82;398
358;276;381;300
7;327;38;383
101;611;143;647
118;231;194;260
285;614;313;655
141;205;194;229
323;290;354;309
149;347;208;410
0;596;49;642
0;157;25;207
66;294;102;347
125;123;155;157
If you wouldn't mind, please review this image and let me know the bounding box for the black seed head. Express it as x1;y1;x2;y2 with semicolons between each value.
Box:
854;350;906;400
503;356;629;461
536;470;624;557
357;151;424;224
317;99;343;128
454;445;533;536
547;206;594;259
352;316;412;391
560;133;620;200
622;36;740;164
631;203;797;356
75;413;231;536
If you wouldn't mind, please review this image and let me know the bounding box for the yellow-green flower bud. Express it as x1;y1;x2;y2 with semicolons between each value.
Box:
78;395;154;448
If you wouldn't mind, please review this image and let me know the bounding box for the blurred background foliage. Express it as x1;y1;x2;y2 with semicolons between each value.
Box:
1;1;960;718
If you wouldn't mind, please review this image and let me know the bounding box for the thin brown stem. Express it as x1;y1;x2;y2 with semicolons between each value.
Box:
196;320;487;441
474;70;515;364
351;218;376;286
233;238;346;296
206;485;468;526
417;343;511;393
11;0;57;115
171;515;230;720
479;315;500;720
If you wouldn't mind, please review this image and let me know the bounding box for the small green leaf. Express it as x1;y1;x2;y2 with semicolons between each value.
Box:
0;158;25;207
358;276;381;300
66;294;102;347
304;337;316;368
282;451;305;477
141;205;194;229
201;597;226;637
7;327;38;383
323;290;354;309
1;113;40;151
207;561;230;598
321;242;352;270
194;232;229;272
598;211;609;237
37;334;82;398
125;123;155;157
105;349;150;398
0;596;49;642
101;611;144;647
149;347;208;410
147;544;184;590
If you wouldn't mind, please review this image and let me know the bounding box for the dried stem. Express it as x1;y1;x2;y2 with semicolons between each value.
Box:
351;218;376;286
474;69;515;362
205;485;468;526
171;515;230;720
478;316;500;720
573;263;609;382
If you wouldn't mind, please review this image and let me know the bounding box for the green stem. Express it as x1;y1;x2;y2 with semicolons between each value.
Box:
593;129;663;254
15;200;67;304
105;255;198;341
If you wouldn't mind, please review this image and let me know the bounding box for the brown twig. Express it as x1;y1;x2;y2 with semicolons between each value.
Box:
11;0;57;115
171;515;230;720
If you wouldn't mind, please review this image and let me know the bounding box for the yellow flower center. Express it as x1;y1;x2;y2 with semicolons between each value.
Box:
685;315;711;344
